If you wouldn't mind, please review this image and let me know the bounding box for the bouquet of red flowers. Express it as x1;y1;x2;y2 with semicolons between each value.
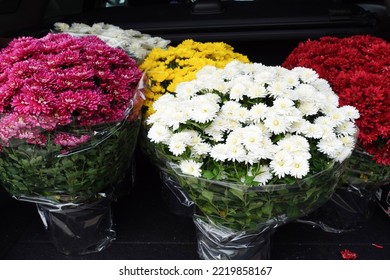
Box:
283;34;390;230
283;35;389;166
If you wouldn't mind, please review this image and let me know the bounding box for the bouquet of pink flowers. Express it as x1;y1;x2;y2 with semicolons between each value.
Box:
0;33;143;204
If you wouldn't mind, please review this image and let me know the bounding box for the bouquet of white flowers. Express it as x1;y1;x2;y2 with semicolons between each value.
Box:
146;60;359;259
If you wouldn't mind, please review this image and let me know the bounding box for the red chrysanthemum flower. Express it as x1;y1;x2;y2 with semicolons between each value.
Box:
283;35;390;165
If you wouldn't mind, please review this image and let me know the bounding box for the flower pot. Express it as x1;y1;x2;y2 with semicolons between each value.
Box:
36;192;115;255
194;215;273;260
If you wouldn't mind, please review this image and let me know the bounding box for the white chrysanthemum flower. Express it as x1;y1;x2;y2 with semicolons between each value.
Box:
317;136;344;159
54;22;70;32
326;107;348;126
253;70;274;85
147;123;172;144
220;101;241;120
295;84;317;102
188;94;220;123
174;81;199;99
267;80;289;98
226;129;243;145
335;121;358;136
340;105;360;121
168;132;191;156
164;108;190;131
311;77;333;94
196;65;218;78
315;116;336;128
277;134;310;153
204;126;224;142
239;125;263;149
298;101;319;116
229;82;247;101
282;71;300;88
211;116;231;132
249;103;269;123
288;156;310;179
246;83;268;99
338;135;356;150
305;123;324;139
270;150;293;178
225;143;247;162
253;165;273;185
152;93;176;111
291;67;319;83
192;142;211;156
183;130;202;146
251;137;277;160
263;112;292;134
272;98;296;115
320;90;339;109
290;118;308;134
210;144;229;161
333;146;353;163
179;159;202;177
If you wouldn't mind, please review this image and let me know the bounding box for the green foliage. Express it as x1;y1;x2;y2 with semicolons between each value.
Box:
166;162;343;231
0;119;141;203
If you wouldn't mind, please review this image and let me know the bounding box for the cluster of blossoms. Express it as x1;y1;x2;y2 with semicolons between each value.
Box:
147;61;359;185
53;22;170;63
0;33;142;149
139;39;249;119
282;35;389;165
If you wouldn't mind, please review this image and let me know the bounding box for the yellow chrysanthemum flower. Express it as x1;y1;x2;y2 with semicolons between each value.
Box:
139;39;250;119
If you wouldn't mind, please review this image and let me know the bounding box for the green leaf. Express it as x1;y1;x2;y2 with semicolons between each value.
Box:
229;188;245;201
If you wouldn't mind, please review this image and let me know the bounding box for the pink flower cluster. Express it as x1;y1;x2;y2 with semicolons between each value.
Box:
283;35;390;165
0;33;142;149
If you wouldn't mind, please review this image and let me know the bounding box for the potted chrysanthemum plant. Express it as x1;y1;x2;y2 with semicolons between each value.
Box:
146;60;359;259
283;35;390;232
138;39;250;216
0;33;143;255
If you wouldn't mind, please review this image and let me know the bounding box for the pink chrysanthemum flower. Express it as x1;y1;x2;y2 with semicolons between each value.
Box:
0;33;143;149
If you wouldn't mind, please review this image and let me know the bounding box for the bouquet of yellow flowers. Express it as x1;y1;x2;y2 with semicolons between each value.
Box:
139;39;250;119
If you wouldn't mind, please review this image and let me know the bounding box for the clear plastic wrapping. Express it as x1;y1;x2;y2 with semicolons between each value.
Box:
36;191;115;255
160;170;195;217
194;215;274;260
297;147;390;232
167;161;343;232
160;161;344;259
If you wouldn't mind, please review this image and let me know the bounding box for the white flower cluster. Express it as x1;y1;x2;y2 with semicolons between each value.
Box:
53;22;170;61
147;61;359;184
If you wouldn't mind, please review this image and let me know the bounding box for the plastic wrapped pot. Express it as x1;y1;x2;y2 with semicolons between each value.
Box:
166;161;344;233
36;192;115;255
194;215;274;260
297;147;390;232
